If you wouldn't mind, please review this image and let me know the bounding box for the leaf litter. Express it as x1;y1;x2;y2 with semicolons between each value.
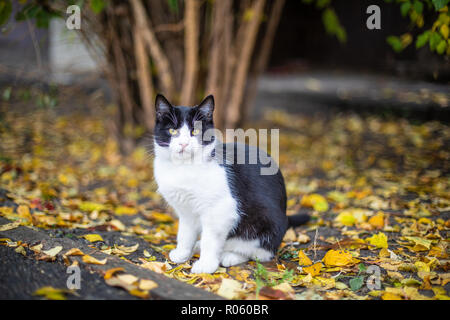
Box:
0;106;449;300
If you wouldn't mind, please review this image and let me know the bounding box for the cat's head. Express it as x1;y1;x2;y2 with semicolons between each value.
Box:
153;94;216;162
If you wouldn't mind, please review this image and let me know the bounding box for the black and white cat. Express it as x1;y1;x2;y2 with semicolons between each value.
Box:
152;94;309;274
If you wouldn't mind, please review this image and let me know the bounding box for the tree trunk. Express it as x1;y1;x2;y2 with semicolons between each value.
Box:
180;0;200;105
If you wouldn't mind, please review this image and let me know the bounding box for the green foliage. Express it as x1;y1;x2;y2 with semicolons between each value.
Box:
0;0;12;26
401;1;412;16
387;33;413;52
349;275;365;291
305;0;449;57
303;0;347;43
386;0;449;56
90;0;106;14
15;3;62;28
387;35;402;52
254;261;294;298
416;30;431;47
1;0;106;30
432;0;450;10
167;0;179;15
348;263;369;291
414;0;424;14
322;8;347;43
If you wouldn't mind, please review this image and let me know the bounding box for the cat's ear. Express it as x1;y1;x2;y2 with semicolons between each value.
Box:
196;95;214;119
155;94;173;119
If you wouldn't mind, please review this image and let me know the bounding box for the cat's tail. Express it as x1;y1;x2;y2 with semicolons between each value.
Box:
287;213;310;227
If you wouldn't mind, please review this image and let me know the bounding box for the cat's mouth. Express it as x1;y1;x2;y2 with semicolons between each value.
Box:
177;149;191;156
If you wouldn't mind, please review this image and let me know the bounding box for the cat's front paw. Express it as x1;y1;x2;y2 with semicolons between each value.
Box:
169;248;192;263
191;259;219;274
220;252;248;267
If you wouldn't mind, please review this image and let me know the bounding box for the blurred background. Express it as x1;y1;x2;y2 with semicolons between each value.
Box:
0;0;448;151
0;0;449;181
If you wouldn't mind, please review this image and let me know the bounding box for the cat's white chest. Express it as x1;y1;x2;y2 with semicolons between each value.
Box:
153;157;231;215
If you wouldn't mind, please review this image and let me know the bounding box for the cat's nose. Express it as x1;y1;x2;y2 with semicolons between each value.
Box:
179;143;188;150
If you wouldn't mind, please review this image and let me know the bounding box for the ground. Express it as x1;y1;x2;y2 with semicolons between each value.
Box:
0;85;449;300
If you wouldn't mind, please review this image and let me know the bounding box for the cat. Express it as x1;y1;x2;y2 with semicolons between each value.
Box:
152;94;309;274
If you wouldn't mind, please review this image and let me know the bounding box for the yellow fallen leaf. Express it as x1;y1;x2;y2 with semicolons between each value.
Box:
298;250;312;266
335;282;348;290
387;271;404;281
301;194;329;212
15;246;26;256
43;246;63;257
115;243;139;254
105;276;135;291
115;206;138;216
150;211;174;223
162;244;176;251
322;249;353;267
335;208;368;226
79;201;106;212
403;236;432;252
30;243;43;253
109;219;126;231
312;276;335;289
116;274;139;285
34;286;69;300
228;267;251;282
402;286;431;300
143;250;151;258
429;245;447;258
64;248;84;256
381;292;402;300
368;211;385;229
138;279;158;291
303;262;322;277
297;233;310;244
283;228;296;242
0;221;20;231
379;248;390;258
139;260;169;273
217;278;243;300
297;273;313;285
335;211;356;226
128;289;149;299
17;205;32;222
414;261;430;273
104;267;125;280
82;234;104;242
366;232;388;249
82;255;107;265
0;207;14;215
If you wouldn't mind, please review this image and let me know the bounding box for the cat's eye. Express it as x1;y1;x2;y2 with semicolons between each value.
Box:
192;128;200;136
168;128;178;135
